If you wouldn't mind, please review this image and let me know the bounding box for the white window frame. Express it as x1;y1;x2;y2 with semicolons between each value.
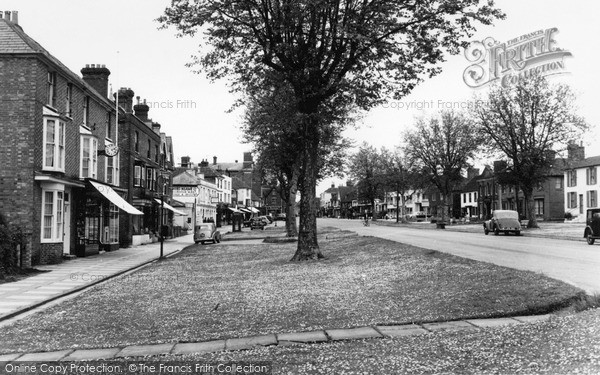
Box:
42;117;65;172
66;83;73;117
105;153;120;186
80;135;98;179
82;96;90;127
47;72;56;108
41;190;64;243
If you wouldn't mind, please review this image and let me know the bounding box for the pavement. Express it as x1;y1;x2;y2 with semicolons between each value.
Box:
0;314;552;361
0;225;566;361
0;234;194;322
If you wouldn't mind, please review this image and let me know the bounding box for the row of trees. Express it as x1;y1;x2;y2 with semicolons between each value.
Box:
348;74;587;228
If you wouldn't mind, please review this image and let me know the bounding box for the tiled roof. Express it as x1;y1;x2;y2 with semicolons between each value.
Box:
0;19;36;53
568;155;600;170
0;18;114;108
173;171;200;186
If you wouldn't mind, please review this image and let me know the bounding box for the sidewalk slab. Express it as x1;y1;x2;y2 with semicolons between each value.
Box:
0;353;22;361
61;348;121;361
512;314;551;323
17;350;73;361
326;327;382;341
172;341;226;355
422;321;477;332
225;335;277;351
465;318;522;328
277;330;328;344
0;235;193;322
376;325;429;337
116;343;174;358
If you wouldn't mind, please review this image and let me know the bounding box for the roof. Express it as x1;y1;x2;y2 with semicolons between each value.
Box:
213;162;248;172
0;18;115;110
568;155;600;170
462;175;481;193
172;171;200;186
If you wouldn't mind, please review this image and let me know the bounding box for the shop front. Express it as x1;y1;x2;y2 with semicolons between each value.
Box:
75;180;143;257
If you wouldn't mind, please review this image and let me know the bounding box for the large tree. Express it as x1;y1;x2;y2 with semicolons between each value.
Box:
243;73;349;239
472;74;586;228
160;0;503;259
404;111;483;225
348;143;385;220
380;147;416;223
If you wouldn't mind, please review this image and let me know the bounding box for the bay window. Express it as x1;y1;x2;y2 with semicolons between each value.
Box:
43;118;65;172
41;190;64;242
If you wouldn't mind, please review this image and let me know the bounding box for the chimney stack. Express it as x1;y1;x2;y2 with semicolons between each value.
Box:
81;64;111;98
152;122;161;135
134;97;150;121
213;156;217;165
117;87;134;113
181;156;190;168
567;142;585;161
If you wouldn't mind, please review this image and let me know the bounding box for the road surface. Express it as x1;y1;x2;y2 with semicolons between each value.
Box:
318;218;600;295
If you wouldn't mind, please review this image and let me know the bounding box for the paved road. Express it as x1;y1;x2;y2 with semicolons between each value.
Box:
319;218;600;294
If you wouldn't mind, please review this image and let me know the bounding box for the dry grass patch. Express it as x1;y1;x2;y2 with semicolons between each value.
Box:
0;232;584;354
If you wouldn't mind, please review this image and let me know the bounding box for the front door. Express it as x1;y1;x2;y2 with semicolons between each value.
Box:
63;191;71;255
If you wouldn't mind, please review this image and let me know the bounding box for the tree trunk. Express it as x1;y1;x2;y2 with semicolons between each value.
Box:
285;171;299;237
524;189;539;228
291;112;322;261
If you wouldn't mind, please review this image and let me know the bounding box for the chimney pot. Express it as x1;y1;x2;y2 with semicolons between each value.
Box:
213;156;217;165
4;11;11;21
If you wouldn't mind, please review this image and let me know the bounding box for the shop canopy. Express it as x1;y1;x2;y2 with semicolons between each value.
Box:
154;199;187;216
238;207;252;213
90;181;143;215
228;207;242;213
249;207;260;213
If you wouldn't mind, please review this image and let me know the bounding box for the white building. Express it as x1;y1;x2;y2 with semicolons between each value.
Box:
564;155;600;222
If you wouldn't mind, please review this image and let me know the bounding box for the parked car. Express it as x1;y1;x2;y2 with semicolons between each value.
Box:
258;215;271;224
275;213;287;221
584;208;600;245
250;218;266;230
483;210;521;236
194;223;221;244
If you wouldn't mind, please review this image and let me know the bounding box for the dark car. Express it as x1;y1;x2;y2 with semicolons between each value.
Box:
194;223;221;245
275;213;287;221
250;218;266;230
584;208;600;245
483;210;521;236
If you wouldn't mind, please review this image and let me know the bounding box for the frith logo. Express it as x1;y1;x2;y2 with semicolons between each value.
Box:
463;27;572;88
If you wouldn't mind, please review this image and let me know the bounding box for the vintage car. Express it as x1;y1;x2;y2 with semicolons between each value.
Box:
483;210;521;236
250;217;267;230
584;208;600;245
194;223;221;245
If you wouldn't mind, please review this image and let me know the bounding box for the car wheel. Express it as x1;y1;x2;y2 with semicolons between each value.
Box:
200;241;205;245
213;238;217;244
194;241;199;244
515;231;521;236
216;236;221;244
494;226;499;236
587;232;595;245
484;227;489;235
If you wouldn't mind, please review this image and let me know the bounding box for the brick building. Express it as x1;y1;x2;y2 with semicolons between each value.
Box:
0;13;175;265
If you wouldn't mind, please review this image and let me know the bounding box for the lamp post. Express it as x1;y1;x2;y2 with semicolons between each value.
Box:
159;195;164;259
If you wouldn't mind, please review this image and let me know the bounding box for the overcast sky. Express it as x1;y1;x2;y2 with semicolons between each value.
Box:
4;0;599;194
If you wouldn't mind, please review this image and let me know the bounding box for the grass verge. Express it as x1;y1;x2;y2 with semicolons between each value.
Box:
0;230;585;354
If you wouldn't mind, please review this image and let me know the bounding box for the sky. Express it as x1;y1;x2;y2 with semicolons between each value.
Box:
4;0;600;195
